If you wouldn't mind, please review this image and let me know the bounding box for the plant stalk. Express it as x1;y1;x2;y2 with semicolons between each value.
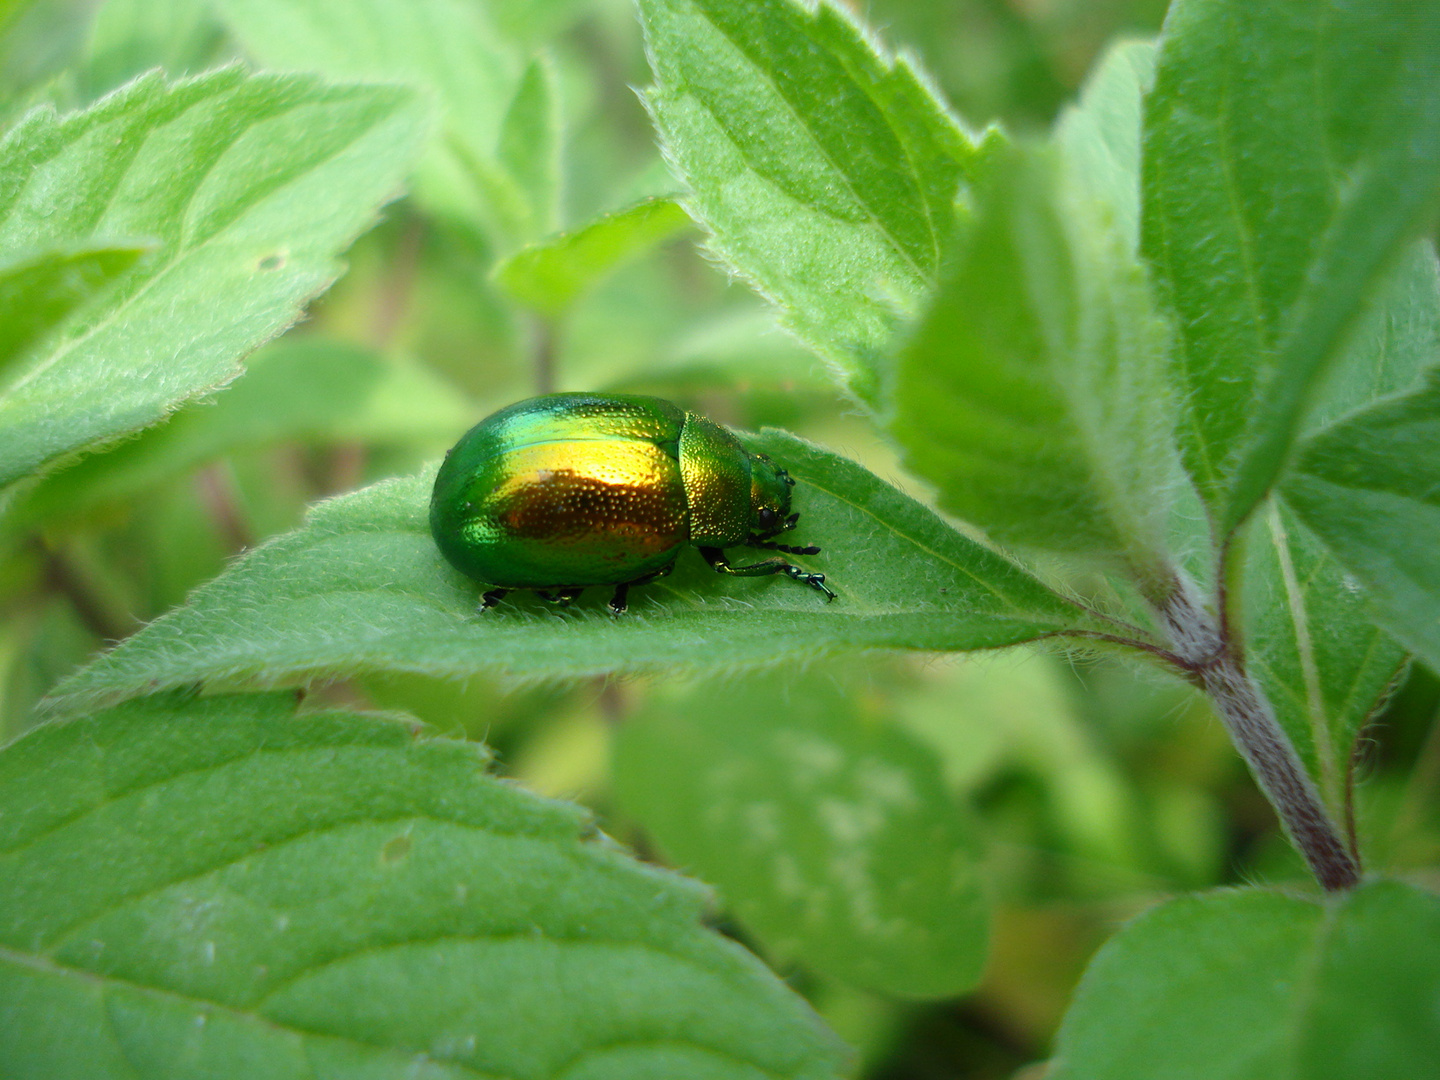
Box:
1160;582;1360;892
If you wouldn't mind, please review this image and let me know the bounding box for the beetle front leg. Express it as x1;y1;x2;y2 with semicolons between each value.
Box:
698;546;835;601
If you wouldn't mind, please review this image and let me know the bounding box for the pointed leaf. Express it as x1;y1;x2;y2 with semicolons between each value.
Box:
1143;0;1440;534
44;432;1101;717
494;198;692;317
0;691;847;1079
615;669;988;1000
638;0;995;399
1280;367;1440;673
1050;881;1440;1079
0;69;427;489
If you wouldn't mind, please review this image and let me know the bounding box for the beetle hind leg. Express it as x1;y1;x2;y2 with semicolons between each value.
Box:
698;546;835;602
609;563;676;615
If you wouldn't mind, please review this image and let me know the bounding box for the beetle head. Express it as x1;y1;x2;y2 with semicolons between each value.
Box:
748;453;797;539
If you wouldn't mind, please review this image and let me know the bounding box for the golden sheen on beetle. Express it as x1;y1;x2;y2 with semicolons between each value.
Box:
429;393;835;613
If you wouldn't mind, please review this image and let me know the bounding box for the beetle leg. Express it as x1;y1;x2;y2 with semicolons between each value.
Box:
608;563;676;615
698;546;836;601
480;588;510;610
748;538;821;556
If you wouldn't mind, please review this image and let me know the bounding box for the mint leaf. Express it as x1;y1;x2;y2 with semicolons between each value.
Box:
1243;498;1407;814
1143;0;1440;535
218;0;537;242
0;69;427;490
0;691;847;1079
638;0;994;399
1280;367;1440;673
615;669;988;999
44;432;1098;717
494;198;692;317
0;241;148;369
1049;881;1440;1079
891;143;1176;583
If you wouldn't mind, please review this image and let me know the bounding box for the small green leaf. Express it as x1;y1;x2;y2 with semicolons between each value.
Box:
615;668;989;999
218;0;535;242
891;144;1176;585
1049;881;1440;1079
638;0;995;400
1280;367;1440;674
7;337;474;534
0;68;428;490
496;56;562;242
495;198;693;317
44;432;1099;717
0;241;148;369
0;691;847;1079
1243;498;1408;815
1143;0;1440;535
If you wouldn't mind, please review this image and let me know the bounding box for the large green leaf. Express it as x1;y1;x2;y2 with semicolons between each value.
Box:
1049;880;1440;1079
637;0;996;400
0;242;148;370
44;432;1105;717
218;0;544;243
7;337;474;535
0;68;427;490
891;143;1176;586
1143;0;1440;535
614;669;988;1000
0;691;847;1079
1280;367;1440;674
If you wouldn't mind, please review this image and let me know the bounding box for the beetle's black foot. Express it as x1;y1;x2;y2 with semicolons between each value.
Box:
538;588;584;607
608;582;630;615
480;588;510;610
748;538;821;556
787;566;836;601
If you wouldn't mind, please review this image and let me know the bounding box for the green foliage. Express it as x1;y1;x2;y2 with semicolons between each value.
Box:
0;67;427;489
1142;0;1440;535
2;0;1438;1074
0;691;847;1079
1049;881;1440;1079
615;670;988;999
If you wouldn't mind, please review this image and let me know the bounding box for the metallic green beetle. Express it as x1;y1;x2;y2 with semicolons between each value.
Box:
429;393;835;613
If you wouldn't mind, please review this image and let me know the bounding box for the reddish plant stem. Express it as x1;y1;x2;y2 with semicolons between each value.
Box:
1159;581;1359;892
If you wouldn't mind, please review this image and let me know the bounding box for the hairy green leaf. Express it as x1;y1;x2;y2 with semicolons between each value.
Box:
0;68;427;490
0;691;847;1079
218;0;542;243
1241;246;1435;810
1281;367;1440;674
1243;499;1407;816
615;669;988;999
7;337;473;534
1049;881;1440;1079
892;144;1176;585
0;242;148;370
638;0;994;400
1143;0;1440;535
495;198;692;317
45;432;1104;717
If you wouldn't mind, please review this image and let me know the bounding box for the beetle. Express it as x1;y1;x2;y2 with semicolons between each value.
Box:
429;393;835;613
